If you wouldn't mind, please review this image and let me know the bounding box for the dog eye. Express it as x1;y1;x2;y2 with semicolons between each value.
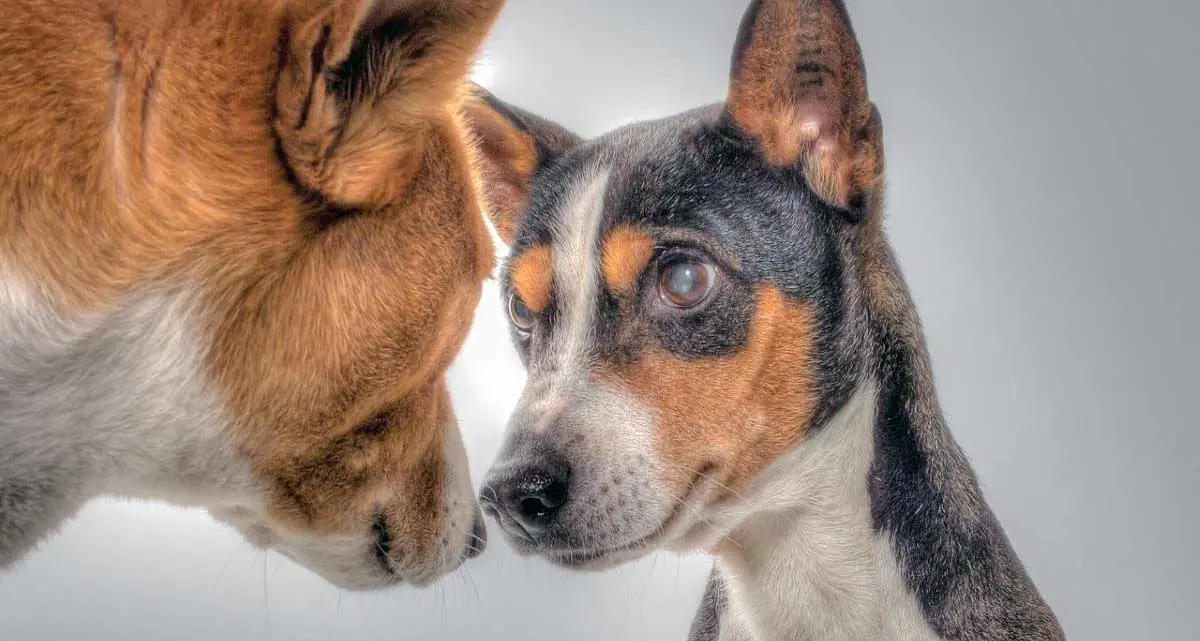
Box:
507;292;536;335
658;259;714;309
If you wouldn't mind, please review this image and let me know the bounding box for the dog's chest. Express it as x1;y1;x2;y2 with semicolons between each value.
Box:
0;268;250;503
718;530;943;641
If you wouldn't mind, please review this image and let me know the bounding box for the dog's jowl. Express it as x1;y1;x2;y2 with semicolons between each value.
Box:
467;0;1064;639
0;0;505;590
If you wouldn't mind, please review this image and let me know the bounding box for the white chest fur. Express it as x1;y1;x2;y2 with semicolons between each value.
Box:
0;268;253;507
709;386;943;641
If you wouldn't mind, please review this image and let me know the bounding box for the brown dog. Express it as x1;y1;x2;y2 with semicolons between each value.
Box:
0;0;502;590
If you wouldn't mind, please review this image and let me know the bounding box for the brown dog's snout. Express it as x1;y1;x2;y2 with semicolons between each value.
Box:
465;511;488;559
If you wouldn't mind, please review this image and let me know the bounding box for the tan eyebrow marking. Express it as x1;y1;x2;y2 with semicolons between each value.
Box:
509;243;553;313
600;225;655;294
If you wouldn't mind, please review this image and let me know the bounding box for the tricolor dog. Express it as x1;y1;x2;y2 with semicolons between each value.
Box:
0;0;505;590
467;0;1065;638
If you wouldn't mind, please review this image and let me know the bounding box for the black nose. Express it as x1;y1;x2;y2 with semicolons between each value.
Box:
515;469;568;521
481;461;571;537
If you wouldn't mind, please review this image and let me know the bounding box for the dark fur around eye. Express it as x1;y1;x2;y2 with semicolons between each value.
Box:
642;251;756;358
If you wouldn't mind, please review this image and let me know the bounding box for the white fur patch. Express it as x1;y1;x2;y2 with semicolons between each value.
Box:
0;267;253;507
539;166;611;404
684;385;943;641
2;265;481;587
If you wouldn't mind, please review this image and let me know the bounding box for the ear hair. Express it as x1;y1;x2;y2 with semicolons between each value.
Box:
462;85;581;245
726;0;884;219
275;0;505;210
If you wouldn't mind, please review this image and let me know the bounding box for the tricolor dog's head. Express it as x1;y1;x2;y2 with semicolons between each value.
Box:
466;0;884;568
1;0;505;589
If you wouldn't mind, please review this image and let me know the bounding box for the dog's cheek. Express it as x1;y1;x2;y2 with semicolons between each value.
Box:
376;388;461;565
719;288;820;493
384;446;446;565
611;286;819;496
262;445;379;537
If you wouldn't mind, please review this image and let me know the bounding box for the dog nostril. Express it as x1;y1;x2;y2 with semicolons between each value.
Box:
516;473;568;522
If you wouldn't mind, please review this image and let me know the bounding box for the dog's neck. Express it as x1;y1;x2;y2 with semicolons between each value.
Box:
701;382;939;641
693;314;1060;640
0;270;254;567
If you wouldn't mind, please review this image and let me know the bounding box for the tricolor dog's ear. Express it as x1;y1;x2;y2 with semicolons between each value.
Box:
726;0;884;217
276;0;506;207
463;85;582;245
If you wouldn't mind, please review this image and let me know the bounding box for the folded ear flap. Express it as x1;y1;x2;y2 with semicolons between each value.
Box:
462;85;582;245
727;0;883;217
276;0;505;208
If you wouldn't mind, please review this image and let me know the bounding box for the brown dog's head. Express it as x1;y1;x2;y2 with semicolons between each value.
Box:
463;0;883;570
199;0;505;589
0;0;503;588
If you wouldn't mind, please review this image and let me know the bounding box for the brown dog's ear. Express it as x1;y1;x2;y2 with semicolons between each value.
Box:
726;0;883;216
462;85;582;245
276;0;505;208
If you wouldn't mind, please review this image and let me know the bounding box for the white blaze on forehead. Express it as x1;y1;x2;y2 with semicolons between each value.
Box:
540;166;611;395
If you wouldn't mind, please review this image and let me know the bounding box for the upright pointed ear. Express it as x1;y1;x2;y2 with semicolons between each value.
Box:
726;0;884;217
462;85;582;245
276;0;505;208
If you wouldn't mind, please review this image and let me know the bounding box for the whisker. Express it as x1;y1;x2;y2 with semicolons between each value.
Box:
661;477;744;552
261;552;271;632
663;461;750;505
217;540;248;579
462;567;482;603
696;470;750;504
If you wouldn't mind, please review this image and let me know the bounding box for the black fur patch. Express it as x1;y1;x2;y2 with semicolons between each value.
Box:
328;11;430;105
687;567;726;641
869;319;1064;640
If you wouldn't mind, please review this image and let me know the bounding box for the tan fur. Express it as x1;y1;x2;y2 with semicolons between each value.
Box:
462;96;539;244
600;225;656;295
1;0;502;580
601;286;818;496
509;243;553;313
728;0;882;209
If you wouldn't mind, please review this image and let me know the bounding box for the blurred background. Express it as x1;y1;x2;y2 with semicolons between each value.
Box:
2;1;1197;639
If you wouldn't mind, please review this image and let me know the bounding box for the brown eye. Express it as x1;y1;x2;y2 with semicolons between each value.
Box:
508;292;536;334
658;260;714;309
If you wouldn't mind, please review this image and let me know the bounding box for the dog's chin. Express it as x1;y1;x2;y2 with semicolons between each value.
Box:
536;515;708;573
209;507;455;591
300;559;406;592
545;546;652;572
222;525;408;591
492;523;663;572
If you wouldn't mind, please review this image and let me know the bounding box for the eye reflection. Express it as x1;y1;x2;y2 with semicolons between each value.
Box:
658;260;714;309
508;292;536;334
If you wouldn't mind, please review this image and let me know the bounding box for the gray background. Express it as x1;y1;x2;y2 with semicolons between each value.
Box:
1;1;1197;639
